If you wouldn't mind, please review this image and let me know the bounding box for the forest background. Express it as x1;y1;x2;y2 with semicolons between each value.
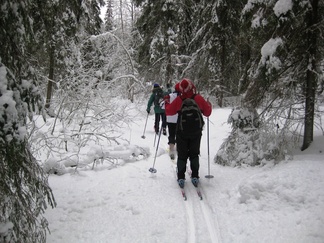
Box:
0;0;323;242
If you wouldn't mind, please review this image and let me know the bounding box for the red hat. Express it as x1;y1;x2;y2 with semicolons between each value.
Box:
175;83;180;92
179;78;193;93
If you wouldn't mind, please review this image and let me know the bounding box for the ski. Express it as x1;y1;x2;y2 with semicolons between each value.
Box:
180;187;187;201
179;182;202;200
177;179;187;200
194;186;203;200
192;178;203;200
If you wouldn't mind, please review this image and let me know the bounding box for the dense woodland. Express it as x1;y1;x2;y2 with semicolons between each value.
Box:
0;0;323;242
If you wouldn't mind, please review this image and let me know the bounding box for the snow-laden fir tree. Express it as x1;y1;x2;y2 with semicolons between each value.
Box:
0;1;56;241
216;0;324;166
134;0;183;85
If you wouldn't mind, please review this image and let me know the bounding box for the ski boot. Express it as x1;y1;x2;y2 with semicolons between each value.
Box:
191;178;199;187
178;179;185;188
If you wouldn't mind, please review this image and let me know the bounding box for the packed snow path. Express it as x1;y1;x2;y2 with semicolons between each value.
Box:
182;179;221;243
168;159;221;243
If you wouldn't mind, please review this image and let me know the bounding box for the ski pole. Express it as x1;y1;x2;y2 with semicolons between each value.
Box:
205;117;214;178
141;112;149;139
149;123;163;173
153;130;157;147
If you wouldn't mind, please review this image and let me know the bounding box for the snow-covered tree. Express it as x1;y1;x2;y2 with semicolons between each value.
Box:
134;0;183;85
0;0;56;241
184;1;245;105
216;0;324;166
29;0;104;112
105;0;115;31
215;107;288;166
241;0;323;150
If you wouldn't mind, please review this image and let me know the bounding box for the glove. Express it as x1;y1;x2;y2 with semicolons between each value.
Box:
146;108;150;114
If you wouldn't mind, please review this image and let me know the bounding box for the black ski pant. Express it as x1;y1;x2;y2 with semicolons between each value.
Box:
154;112;166;132
167;122;177;145
176;132;202;180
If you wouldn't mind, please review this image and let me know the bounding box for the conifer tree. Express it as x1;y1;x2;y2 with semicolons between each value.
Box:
0;0;56;241
105;0;115;31
242;0;324;150
216;0;324;167
134;0;182;84
183;1;244;105
30;0;104;111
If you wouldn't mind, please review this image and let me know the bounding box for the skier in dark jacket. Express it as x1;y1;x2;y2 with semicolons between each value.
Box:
165;78;212;188
146;83;167;135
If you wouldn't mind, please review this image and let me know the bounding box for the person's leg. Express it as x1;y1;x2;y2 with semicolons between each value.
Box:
176;134;189;180
168;122;177;145
154;113;161;134
166;123;176;158
161;113;167;135
188;134;202;178
161;112;167;129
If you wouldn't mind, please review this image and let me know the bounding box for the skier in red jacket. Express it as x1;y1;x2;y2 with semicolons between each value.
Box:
165;78;212;188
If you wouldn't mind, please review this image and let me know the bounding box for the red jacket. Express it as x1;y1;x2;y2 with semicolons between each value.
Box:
165;94;212;117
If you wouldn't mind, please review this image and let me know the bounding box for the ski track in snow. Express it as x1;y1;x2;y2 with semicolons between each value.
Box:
184;194;196;243
199;185;222;243
184;176;221;243
168;155;221;243
170;161;196;243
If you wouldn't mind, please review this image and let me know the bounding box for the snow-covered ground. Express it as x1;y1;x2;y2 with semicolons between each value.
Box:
44;106;324;243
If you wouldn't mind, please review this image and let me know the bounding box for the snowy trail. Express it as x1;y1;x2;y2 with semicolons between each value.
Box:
185;181;221;243
167;158;221;242
184;197;196;243
134;112;224;243
169;160;197;243
182;164;221;243
199;188;222;243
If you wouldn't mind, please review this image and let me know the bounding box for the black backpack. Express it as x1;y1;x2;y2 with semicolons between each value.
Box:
153;88;164;107
177;95;204;135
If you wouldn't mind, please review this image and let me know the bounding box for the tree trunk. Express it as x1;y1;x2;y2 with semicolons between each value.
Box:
166;48;172;86
119;0;124;41
301;0;318;151
45;49;55;109
238;36;251;94
218;38;226;108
